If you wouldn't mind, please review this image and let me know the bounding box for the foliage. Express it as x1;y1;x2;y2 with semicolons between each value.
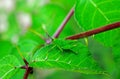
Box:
0;0;120;79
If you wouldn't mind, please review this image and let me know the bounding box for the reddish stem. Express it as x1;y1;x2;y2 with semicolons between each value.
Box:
53;7;74;38
23;58;29;66
66;22;120;40
21;58;33;79
24;67;33;79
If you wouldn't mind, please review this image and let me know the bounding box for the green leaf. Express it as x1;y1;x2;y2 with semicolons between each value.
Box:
0;40;13;58
31;39;106;75
17;39;39;62
75;0;120;46
18;39;38;53
0;55;21;79
10;69;25;79
0;40;24;64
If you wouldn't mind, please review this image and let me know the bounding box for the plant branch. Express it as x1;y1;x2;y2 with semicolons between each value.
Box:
53;7;74;38
24;67;33;79
66;22;120;40
21;57;33;79
21;64;33;79
16;45;32;79
23;58;29;66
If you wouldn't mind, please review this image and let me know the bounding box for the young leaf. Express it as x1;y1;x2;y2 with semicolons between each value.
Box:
31;40;106;75
75;0;120;46
0;55;22;79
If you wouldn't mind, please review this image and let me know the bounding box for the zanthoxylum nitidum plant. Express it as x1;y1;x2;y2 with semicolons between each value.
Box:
0;0;120;79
